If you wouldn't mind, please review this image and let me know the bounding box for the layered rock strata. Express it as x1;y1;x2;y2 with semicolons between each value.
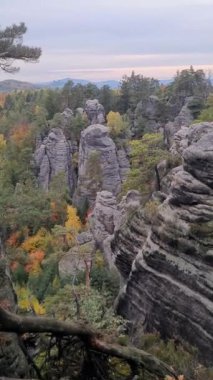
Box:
113;122;213;363
90;190;142;268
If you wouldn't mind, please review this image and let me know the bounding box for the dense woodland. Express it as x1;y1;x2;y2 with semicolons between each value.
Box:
0;65;213;379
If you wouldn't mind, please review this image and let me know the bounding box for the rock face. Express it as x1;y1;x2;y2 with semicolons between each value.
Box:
114;122;213;364
164;97;194;148
90;190;142;268
84;99;105;125
59;231;95;278
34;127;75;193
0;259;28;377
133;96;164;136
90;191;118;248
75;124;129;206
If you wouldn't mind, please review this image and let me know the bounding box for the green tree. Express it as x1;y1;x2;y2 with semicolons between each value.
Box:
196;94;213;121
119;71;160;113
166;66;211;113
123;133;168;197
0;22;41;73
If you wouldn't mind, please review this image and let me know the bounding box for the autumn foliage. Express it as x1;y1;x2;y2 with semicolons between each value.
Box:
10;122;31;146
25;249;45;274
65;205;82;245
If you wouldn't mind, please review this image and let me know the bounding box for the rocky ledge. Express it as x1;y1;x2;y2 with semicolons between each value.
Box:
114;122;213;364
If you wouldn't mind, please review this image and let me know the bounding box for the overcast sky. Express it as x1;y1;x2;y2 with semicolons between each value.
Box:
1;0;213;82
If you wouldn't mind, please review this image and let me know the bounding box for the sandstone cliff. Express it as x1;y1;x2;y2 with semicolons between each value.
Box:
34;110;76;193
74;124;129;206
113;122;213;364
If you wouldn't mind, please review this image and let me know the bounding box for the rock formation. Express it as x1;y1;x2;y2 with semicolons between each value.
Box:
34;125;75;193
74;124;129;206
164;97;194;148
90;190;141;268
133;95;165;136
113;122;213;364
59;231;95;278
84;99;105;125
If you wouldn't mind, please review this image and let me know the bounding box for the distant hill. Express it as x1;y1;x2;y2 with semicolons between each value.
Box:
0;79;35;92
36;78;120;90
0;78;120;92
0;77;178;93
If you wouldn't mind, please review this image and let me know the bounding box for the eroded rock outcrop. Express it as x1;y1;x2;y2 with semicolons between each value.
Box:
133;95;165;136
34;126;75;193
75;124;128;206
59;231;95;278
114;122;213;364
90;190;142;268
164;97;194;148
84;99;105;125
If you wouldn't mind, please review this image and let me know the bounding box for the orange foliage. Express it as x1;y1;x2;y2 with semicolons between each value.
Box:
0;93;7;107
10;122;31;146
25;249;45;274
6;231;21;247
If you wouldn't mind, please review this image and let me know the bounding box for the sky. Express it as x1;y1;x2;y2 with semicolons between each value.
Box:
1;0;213;83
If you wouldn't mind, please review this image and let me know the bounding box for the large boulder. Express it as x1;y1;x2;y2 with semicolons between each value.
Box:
114;122;213;364
59;231;95;278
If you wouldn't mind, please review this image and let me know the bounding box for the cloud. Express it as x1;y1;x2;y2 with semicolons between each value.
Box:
1;0;213;81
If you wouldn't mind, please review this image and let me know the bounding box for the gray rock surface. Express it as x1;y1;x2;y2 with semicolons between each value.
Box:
34;127;75;193
133;95;164;135
74;124;125;206
0;258;28;377
164;97;194;148
90;190;142;268
59;231;95;278
114;122;213;364
84;99;105;125
116;146;130;181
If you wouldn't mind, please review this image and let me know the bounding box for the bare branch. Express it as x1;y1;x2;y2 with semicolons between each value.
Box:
0;306;177;379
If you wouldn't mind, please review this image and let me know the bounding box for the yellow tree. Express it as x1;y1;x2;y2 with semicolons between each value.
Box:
107;111;129;139
65;205;82;246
